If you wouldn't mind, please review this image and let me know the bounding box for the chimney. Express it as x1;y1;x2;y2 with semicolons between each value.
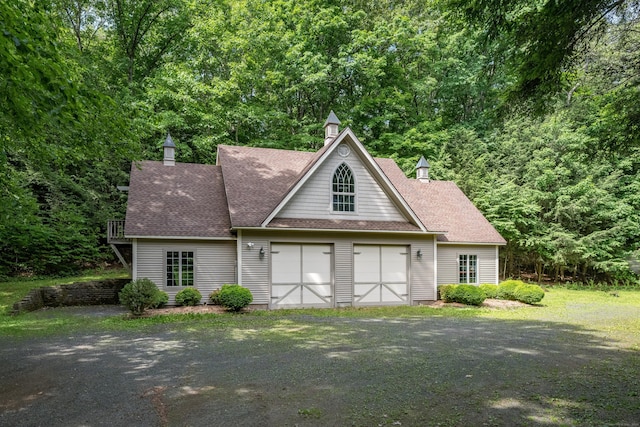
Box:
416;156;430;182
163;133;176;166
323;110;341;145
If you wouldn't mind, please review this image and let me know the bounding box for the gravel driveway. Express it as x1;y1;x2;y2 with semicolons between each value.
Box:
1;308;638;426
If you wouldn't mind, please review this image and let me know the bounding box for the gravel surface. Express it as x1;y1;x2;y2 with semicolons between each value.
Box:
1;310;638;426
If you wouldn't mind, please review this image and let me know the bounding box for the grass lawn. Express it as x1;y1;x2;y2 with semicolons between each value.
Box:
1;277;639;425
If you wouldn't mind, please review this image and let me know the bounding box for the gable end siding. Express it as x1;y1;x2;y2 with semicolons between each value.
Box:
278;146;406;221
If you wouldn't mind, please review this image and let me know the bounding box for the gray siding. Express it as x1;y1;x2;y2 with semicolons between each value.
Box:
436;244;499;286
335;241;353;305
240;231;437;306
278;144;406;221
135;239;236;304
411;236;436;301
240;237;270;305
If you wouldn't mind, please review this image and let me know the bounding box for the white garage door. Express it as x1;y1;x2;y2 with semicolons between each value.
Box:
271;243;333;308
354;245;408;305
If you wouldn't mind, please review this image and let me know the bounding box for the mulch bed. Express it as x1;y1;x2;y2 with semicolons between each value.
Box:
143;298;528;316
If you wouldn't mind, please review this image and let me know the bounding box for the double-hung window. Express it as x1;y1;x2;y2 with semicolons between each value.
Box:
459;254;478;284
166;251;194;286
332;163;355;212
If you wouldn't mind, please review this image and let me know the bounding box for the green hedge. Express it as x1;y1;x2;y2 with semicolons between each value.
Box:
497;280;524;300
438;284;485;306
513;284;545;304
479;283;499;299
217;284;253;312
175;287;202;306
119;278;162;315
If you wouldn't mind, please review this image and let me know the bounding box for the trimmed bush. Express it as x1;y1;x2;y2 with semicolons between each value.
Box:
217;284;253;312
438;284;457;302
497;280;525;300
209;289;221;305
450;284;486;306
175;287;202;306
152;291;169;308
119;278;160;315
479;283;499;299
514;284;545;304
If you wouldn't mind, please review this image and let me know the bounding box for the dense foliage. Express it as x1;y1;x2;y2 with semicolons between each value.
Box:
2;0;639;283
119;278;163;315
217;284;253;312
175;287;202;306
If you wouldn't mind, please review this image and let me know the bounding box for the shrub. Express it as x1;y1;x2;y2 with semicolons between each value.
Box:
479;283;499;299
217;284;253;312
119;278;160;315
151;291;169;308
450;284;486;306
175;287;202;306
438;284;457;302
209;289;221;305
497;280;525;300
514;284;545;304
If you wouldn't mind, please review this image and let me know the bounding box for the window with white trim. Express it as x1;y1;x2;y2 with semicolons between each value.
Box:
166;251;194;286
459;254;478;284
332;162;355;212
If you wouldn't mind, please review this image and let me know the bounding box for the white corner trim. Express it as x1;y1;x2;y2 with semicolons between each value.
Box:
132;239;138;280
433;235;438;292
237;230;243;286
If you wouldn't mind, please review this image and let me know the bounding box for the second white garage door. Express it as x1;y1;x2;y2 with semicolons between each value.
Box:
353;245;409;305
271;243;333;308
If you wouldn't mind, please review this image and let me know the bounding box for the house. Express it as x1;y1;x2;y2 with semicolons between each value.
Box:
114;112;505;308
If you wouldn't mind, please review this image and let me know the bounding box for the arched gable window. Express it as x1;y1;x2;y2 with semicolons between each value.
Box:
332;163;355;212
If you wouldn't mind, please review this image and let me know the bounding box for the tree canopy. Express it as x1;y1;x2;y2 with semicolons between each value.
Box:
1;0;639;282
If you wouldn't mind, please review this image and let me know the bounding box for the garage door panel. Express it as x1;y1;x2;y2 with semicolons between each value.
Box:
354;245;408;306
302;285;331;304
382;284;407;302
354;245;380;282
272;244;301;283
302;245;331;283
271;244;333;308
381;247;407;282
355;284;380;303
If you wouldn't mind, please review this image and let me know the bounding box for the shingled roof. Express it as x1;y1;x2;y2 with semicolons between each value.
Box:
125;140;505;244
124;161;232;238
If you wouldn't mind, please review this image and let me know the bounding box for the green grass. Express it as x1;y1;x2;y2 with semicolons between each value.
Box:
1;274;639;350
0;268;130;337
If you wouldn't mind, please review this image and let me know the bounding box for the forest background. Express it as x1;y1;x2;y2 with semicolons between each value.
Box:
2;0;640;283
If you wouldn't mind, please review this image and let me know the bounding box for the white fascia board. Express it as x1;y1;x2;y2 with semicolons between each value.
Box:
235;226;441;236
126;235;236;241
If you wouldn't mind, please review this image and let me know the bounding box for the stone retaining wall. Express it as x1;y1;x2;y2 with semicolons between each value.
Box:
12;278;130;314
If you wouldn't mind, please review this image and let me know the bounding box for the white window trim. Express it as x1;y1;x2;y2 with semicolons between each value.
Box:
458;253;479;284
331;162;357;214
165;249;196;287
